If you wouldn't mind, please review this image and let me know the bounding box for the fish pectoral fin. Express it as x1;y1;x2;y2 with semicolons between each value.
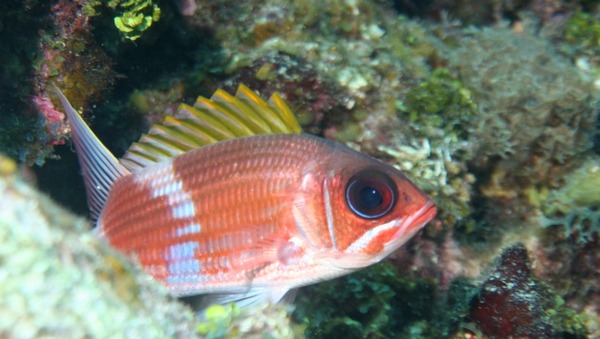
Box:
245;234;305;267
200;286;291;309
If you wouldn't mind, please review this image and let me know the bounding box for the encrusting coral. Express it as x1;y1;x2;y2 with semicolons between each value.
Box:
0;155;195;337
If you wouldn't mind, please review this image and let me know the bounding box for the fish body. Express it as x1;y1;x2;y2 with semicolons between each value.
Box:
55;85;436;306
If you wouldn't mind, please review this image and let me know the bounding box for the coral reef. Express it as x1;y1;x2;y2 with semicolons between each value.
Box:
392;0;531;25
402;68;477;137
435;27;599;248
561;10;600;88
451;28;596;187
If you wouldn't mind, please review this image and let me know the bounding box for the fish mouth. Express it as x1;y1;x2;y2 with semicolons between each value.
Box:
410;201;437;231
316;201;437;271
385;200;437;251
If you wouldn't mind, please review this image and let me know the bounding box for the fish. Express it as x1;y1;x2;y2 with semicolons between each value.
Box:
54;84;437;307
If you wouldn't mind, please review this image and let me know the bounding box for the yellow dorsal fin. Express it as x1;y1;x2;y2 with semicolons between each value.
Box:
120;85;302;171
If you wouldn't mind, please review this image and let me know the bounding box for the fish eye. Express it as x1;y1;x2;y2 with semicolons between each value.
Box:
345;169;397;219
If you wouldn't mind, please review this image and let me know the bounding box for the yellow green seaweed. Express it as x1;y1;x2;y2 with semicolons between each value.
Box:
109;0;161;41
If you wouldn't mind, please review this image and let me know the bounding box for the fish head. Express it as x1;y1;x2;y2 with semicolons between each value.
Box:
295;142;437;270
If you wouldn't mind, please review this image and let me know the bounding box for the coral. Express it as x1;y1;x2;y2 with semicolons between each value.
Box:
0;154;195;337
28;0;115;163
443;28;598;240
0;1;57;165
561;10;600;87
532;234;600;337
109;0;161;41
453;28;596;181
466;243;588;338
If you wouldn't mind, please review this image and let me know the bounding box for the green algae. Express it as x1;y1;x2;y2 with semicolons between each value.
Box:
197;304;241;338
85;0;161;40
196;302;300;338
402;68;477;137
545;296;590;338
565;11;600;50
110;0;161;40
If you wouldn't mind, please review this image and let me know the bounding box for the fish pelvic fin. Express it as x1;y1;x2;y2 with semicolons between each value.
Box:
120;85;303;172
53;85;130;224
198;286;292;310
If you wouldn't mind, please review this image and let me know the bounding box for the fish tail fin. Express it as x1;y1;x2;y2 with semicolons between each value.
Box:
53;85;130;224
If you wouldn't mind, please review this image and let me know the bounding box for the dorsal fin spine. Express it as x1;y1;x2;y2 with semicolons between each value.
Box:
119;85;303;172
53;85;130;224
210;90;271;133
270;93;302;133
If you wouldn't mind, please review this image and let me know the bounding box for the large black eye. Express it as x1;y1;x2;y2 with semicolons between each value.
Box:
345;169;397;219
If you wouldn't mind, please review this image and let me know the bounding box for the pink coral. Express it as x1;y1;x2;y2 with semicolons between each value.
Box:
33;94;68;146
33;95;64;125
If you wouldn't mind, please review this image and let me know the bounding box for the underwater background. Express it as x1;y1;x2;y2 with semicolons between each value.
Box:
0;0;599;337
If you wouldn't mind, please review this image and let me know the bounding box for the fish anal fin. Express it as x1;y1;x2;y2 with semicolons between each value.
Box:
199;287;291;310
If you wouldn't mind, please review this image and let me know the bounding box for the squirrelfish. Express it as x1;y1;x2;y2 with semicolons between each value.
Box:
55;85;436;307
